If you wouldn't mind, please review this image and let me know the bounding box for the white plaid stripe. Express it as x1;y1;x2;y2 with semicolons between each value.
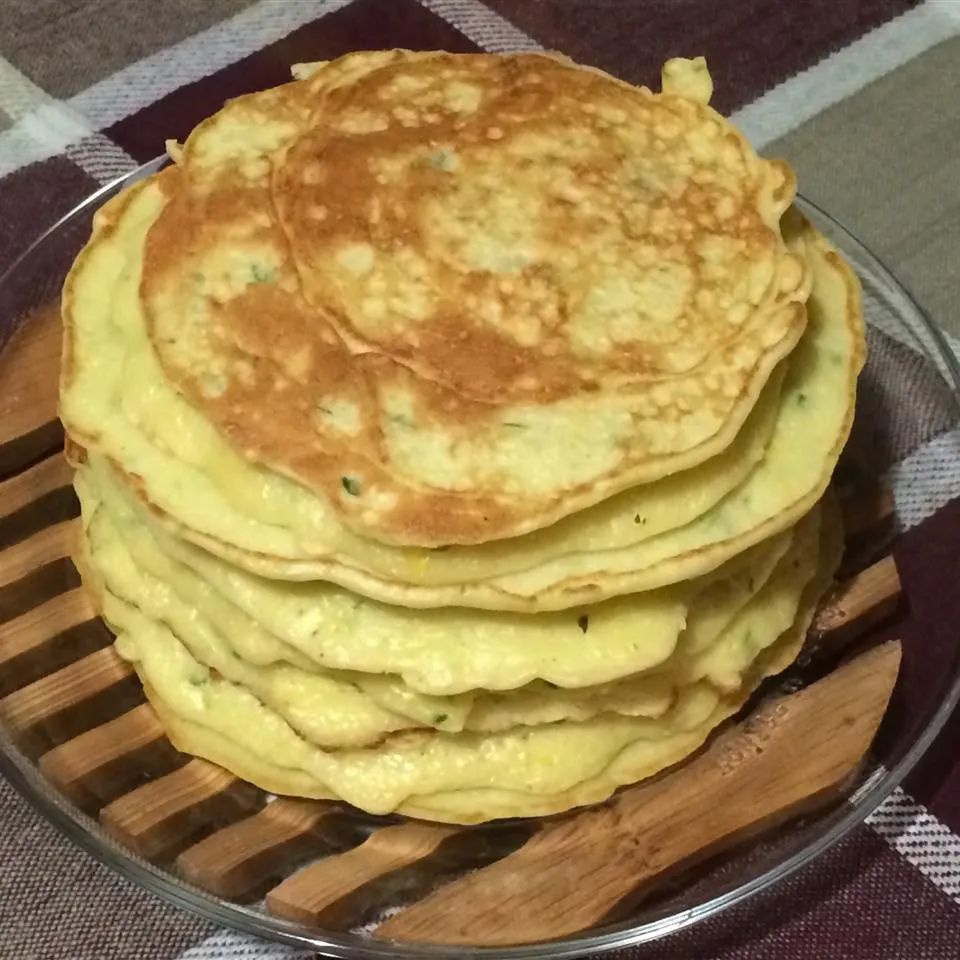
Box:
0;55;137;182
417;0;544;52
0;0;356;178
868;787;960;902
733;0;960;149
64;133;138;184
866;268;960;531
859;265;960;388
0;56;78;123
174;928;307;960
0;55;136;183
889;427;960;531
71;0;354;130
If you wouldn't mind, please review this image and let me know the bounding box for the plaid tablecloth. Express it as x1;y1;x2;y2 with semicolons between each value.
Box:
1;1;960;958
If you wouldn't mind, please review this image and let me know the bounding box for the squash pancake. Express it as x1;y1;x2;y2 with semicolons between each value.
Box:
139;51;808;546
61;172;792;611
60;181;854;612
96;502;839;821
59;52;863;823
77;451;795;697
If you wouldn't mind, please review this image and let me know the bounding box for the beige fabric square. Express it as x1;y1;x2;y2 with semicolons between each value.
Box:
774;38;960;338
0;0;258;98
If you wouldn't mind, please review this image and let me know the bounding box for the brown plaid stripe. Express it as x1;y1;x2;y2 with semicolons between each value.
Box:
106;0;482;161
622;829;960;960
482;0;922;112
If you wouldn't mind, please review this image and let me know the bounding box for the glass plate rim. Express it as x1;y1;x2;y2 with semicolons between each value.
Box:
1;157;958;959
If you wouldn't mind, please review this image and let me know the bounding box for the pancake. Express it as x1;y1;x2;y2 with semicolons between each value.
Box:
81;488;674;741
138;51;807;547
79;454;813;740
103;501;838;822
82;463;815;741
408;534;838;824
57;49;867;826
61;173;795;612
110;592;721;817
78;450;795;698
347;210;858;610
671;497;822;690
405;467;842;823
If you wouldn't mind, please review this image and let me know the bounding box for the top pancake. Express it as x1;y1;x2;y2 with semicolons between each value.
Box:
141;51;809;546
59;172;858;612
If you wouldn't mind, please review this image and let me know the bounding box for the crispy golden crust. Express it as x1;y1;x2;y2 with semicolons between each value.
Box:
281;54;797;401
139;51;808;547
58;160;860;611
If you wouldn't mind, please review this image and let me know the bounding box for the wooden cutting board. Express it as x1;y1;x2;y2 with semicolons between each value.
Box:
0;304;903;946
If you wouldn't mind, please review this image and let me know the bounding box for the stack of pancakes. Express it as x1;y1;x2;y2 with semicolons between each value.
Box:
59;51;865;823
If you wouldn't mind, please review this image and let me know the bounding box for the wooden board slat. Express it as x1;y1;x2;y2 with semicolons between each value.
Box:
813;555;901;644
0;645;132;735
38;702;173;809
376;641;901;946
100;758;252;862
177;799;338;899
0;520;73;587
268;823;459;927
0;587;103;698
0;305;62;451
0;557;80;629
0;588;94;671
0;453;72;520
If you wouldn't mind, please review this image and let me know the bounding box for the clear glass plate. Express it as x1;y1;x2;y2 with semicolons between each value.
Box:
0;159;958;959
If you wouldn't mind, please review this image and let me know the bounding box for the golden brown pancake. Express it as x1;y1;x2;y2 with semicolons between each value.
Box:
57;51;865;824
140;51;809;546
59;171;857;612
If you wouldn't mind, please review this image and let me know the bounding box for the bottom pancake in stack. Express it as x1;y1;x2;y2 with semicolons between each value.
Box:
74;460;840;822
